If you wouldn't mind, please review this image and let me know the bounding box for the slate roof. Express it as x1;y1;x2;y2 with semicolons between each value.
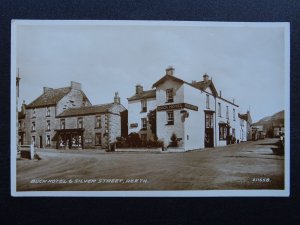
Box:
152;74;187;88
127;89;156;101
26;87;90;109
56;103;116;117
238;113;248;121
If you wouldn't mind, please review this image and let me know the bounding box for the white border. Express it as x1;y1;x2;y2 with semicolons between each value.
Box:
11;20;290;197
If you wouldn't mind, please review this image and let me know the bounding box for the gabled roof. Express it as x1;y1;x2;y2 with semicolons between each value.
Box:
56;103;118;117
191;80;218;96
26;87;90;109
127;89;156;101
152;74;186;88
238;113;249;121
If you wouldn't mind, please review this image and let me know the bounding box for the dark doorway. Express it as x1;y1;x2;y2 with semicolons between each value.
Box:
205;111;214;148
39;136;43;148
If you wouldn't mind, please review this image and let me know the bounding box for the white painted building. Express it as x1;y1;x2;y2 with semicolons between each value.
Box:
127;67;242;151
127;85;156;142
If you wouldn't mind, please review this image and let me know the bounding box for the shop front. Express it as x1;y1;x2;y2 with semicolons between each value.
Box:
54;128;85;149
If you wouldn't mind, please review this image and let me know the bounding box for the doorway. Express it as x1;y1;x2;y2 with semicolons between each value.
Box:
205;111;214;148
39;136;43;148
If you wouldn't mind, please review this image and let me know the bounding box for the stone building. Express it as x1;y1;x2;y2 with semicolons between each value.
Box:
127;67;242;151
20;81;127;149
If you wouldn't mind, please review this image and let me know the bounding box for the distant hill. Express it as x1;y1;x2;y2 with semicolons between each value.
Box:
252;110;284;132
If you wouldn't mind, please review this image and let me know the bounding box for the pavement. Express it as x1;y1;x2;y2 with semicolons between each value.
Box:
16;138;285;191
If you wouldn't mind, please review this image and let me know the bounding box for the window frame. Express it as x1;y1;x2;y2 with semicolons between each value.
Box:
60;119;65;130
141;99;147;112
218;102;221;117
166;111;174;125
77;117;83;129
95;133;102;145
141;118;147;129
219;124;227;140
206;94;210;109
95;115;101;128
166;88;174;103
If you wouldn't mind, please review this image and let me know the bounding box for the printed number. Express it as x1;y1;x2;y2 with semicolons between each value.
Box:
252;177;271;182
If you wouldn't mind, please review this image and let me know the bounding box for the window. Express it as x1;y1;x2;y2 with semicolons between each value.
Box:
77;117;83;128
46;135;51;146
167;111;174;125
166;89;174;102
141;118;147;129
95;116;101;128
233;108;236;121
205;113;214;128
219;124;227;140
32;108;36;118
95;133;102;145
226;106;229;119
31;121;36;132
31;136;36;146
18;121;21;129
46;120;50;131
218;102;221;117
60;119;65;129
141;100;147;112
232;128;236;138
46;107;50;116
206;94;210;109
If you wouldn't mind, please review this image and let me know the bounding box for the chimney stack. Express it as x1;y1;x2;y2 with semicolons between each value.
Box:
43;87;53;93
71;81;82;90
114;92;121;104
166;66;175;76
203;73;209;82
21;100;26;114
219;90;222;97
136;84;143;95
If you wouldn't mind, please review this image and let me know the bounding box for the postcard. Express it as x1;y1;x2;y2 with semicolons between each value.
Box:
11;20;290;197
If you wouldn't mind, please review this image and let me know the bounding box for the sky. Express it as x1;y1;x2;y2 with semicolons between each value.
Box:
14;21;289;123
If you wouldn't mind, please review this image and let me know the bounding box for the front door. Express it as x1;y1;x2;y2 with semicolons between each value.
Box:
205;111;214;148
39;136;43;148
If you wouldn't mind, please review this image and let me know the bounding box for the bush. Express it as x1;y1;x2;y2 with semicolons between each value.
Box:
169;133;178;147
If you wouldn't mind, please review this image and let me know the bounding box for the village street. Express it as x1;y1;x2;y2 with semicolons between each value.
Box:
16;138;284;191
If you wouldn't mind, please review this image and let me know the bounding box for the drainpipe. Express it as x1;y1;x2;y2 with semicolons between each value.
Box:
214;96;217;147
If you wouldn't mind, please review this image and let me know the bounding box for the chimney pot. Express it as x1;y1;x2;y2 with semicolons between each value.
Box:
203;73;209;82
136;84;143;94
71;81;82;90
43;87;53;93
114;92;121;104
166;66;175;76
219;90;222;97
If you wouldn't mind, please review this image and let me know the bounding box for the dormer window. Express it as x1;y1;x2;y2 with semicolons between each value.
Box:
166;88;174;103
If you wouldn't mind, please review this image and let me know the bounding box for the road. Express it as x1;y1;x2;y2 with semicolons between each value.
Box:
16;138;285;191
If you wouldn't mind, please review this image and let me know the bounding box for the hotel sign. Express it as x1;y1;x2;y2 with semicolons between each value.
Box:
157;103;198;111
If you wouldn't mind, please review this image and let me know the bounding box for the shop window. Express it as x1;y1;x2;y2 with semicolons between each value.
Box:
205;113;214;128
219;124;227;140
141;118;147;129
141;100;147;112
95;133;102;145
166;88;174;102
166;111;174;125
218;102;221;117
60;119;65;129
77;117;83;129
95;116;101;128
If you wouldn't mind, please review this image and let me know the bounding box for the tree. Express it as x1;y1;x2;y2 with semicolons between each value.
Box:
169;133;178;147
147;109;157;136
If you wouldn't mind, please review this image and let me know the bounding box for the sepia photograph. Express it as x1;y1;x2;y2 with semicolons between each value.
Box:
11;20;290;197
